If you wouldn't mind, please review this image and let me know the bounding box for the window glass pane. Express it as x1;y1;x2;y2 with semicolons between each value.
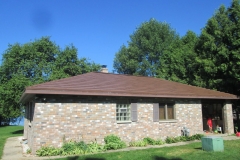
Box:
159;104;165;120
167;104;174;119
116;104;131;121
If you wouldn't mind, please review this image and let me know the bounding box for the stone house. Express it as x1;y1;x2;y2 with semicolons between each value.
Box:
20;70;237;154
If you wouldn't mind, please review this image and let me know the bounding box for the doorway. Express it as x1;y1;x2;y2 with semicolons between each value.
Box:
202;102;224;133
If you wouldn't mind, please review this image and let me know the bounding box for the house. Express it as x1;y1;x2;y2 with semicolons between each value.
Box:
20;69;237;154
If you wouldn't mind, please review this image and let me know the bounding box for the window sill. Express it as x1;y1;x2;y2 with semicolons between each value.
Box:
159;120;177;123
116;121;131;124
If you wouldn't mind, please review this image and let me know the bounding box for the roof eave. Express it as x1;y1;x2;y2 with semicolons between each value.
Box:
22;89;239;100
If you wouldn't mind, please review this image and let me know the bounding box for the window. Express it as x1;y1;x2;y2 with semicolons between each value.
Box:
116;104;131;122
116;103;138;122
153;103;175;121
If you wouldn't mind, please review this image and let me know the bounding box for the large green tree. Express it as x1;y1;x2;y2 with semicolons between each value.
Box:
195;0;240;94
113;19;199;84
0;37;100;124
114;19;181;77
157;30;198;84
195;0;240;131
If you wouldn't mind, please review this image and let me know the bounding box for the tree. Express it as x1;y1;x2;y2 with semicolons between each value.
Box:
0;37;101;124
113;45;138;74
195;0;240;131
180;31;199;85
113;19;199;85
50;45;100;80
114;19;180;77
195;1;240;94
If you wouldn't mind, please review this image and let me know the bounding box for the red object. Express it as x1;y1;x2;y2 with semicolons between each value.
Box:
207;118;212;127
236;132;240;137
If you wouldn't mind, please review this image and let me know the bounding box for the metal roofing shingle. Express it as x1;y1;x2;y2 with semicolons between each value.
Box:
20;72;238;102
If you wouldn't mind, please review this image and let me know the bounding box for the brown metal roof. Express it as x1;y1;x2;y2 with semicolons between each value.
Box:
20;72;238;102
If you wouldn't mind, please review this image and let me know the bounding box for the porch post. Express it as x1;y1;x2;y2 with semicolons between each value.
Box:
223;100;234;134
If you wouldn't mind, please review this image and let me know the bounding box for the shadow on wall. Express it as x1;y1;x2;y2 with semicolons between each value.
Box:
154;156;183;160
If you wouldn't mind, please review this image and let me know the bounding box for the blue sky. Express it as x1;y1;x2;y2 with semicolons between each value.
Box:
0;0;232;73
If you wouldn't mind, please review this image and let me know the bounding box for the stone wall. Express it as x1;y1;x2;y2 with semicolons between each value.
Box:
28;97;204;154
223;101;234;134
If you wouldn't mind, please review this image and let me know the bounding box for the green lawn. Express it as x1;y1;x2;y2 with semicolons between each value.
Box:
0;125;23;159
57;140;240;160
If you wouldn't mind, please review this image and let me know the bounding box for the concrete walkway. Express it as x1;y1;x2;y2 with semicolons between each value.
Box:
2;134;240;160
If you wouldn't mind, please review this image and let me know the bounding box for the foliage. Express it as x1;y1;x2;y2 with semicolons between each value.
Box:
165;136;180;144
129;140;148;147
26;149;31;154
104;134;126;150
36;146;62;156
37;139;105;157
56;140;240;160
165;134;204;144
0;126;23;159
143;137;156;145
129;138;164;147
88;140;105;153
154;139;165;145
193;0;240;95
0;37;101;122
114;19;181;77
36;133;203;157
113;19;200;86
191;134;204;140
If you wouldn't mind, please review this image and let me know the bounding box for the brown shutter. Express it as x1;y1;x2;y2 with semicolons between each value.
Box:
131;103;138;122
153;103;159;122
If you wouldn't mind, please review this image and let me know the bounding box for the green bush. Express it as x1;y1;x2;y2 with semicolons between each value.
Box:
36;146;62;156
88;141;105;153
165;134;204;144
104;134;126;150
165;137;174;144
37;139;105;156
129;140;148;147
155;139;165;145
61;140;88;155
143;137;156;145
192;134;204;140
179;136;188;142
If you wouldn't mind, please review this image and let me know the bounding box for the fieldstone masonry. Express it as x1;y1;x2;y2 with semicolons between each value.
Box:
223;101;234;134
24;97;234;154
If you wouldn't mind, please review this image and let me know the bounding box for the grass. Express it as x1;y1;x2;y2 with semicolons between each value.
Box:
56;139;240;160
0;125;23;159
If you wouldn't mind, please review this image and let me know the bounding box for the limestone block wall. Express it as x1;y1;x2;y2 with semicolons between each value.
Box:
29;98;203;154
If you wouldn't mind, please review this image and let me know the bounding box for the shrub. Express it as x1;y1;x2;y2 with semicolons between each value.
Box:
179;136;187;142
165;134;204;144
165;137;174;144
104;134;126;150
88;140;105;153
192;134;204;140
155;139;165;145
36;146;62;156
129;140;147;147
143;137;156;145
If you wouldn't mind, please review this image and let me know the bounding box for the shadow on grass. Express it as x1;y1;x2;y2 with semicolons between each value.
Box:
65;156;105;160
154;156;182;160
11;129;23;134
194;147;202;150
85;158;105;160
